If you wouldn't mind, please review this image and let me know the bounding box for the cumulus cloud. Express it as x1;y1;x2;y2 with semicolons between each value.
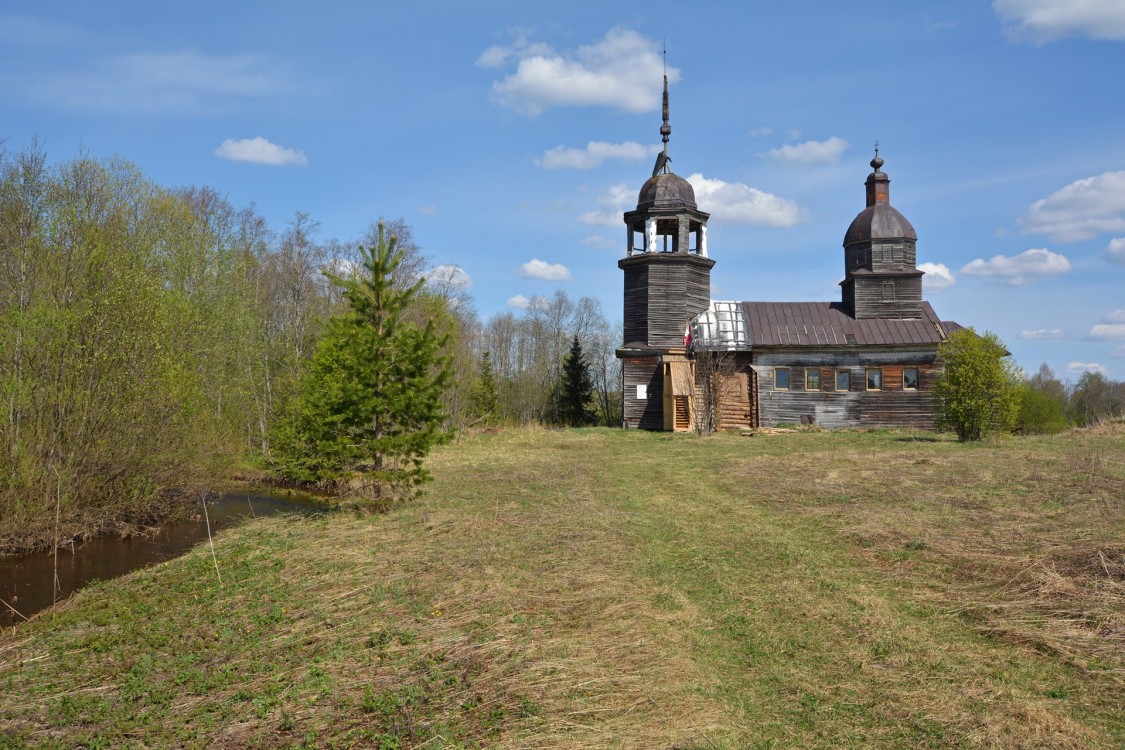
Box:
538;140;658;170
579;184;634;226
214;137;308;166
765;136;850;165
520;259;571;281
1089;324;1125;339
960;248;1071;285
1020;328;1065;340
31;49;282;115
507;294;531;309
1019;171;1125;242
687;174;808;227
995;0;1125;41
1067;361;1109;376
429;264;471;290
919;262;956;291
1085;309;1125;340
1108;237;1125;264
481;29;677;115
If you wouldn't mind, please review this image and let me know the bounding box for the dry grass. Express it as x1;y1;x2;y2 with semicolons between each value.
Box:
1;426;1123;748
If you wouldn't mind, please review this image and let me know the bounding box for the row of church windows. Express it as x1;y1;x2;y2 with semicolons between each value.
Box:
774;367;920;392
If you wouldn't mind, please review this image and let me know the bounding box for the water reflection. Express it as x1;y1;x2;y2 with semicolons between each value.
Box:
0;491;323;627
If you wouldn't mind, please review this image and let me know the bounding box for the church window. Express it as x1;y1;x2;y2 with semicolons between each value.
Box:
866;369;883;390
774;368;790;390
835;370;850;391
805;368;820;390
903;368;920;390
891;245;904;267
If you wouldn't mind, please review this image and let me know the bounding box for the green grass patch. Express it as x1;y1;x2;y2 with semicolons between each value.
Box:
1;425;1123;748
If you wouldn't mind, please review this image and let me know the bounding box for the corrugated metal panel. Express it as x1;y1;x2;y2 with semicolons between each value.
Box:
740;301;945;348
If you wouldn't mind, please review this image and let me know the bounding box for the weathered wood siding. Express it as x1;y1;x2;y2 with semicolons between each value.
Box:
622;357;663;430
844;274;924;319
717;370;753;430
619;254;714;348
751;347;939;429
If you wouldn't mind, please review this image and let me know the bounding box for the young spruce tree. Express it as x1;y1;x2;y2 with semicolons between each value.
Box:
558;335;595;427
272;222;451;499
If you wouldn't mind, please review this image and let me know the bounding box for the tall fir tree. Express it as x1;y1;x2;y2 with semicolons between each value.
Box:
469;350;500;426
558;335;595;427
271;222;451;498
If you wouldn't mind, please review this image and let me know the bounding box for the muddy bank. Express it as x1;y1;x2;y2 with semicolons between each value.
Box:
0;489;326;627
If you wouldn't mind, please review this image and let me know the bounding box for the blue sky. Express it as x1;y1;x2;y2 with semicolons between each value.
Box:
3;0;1125;380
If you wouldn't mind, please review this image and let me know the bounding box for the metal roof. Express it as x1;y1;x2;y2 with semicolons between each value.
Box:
741;301;948;347
690;300;951;350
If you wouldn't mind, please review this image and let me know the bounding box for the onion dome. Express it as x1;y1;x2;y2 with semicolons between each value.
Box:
637;172;697;210
843;149;917;247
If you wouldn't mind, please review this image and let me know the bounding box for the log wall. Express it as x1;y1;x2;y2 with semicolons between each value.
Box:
751;347;939;429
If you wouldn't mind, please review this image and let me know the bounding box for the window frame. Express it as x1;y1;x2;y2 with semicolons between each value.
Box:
805;368;821;391
834;369;851;392
774;367;790;390
902;367;920;391
866;368;883;391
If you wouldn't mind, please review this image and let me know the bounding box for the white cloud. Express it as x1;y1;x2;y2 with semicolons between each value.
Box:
960;248;1071;285
1019;171;1125;242
765;136;850;165
994;0;1125;41
579;183;634;226
520;259;571;281
686;173;808;227
417;204;438;215
1020;328;1065;340
538;140;658;170
749;127;773;137
1067;361;1109;376
1112;345;1125;357
919;262;956;291
32;49;282;115
507;294;531;310
1089;324;1125;339
483;29;677;116
1108;237;1125;264
1105;309;1125;323
214;137;308;166
429;264;471;290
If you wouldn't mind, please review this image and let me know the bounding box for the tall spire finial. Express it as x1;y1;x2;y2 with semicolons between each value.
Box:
651;51;673;177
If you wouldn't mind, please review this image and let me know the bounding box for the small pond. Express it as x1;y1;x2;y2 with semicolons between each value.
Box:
0;490;324;627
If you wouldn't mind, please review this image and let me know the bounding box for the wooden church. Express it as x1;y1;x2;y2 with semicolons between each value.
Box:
616;79;963;431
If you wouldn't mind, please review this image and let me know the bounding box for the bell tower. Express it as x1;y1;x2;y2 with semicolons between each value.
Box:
618;75;714;348
616;76;714;429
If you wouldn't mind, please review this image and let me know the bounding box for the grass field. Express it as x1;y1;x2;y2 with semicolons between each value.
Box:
2;425;1123;749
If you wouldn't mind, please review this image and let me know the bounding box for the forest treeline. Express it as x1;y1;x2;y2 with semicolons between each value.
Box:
0;147;621;551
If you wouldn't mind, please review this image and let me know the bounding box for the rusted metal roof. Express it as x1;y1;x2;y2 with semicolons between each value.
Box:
739;301;949;347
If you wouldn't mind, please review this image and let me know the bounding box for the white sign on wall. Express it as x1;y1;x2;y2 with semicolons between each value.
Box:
637;384;647;400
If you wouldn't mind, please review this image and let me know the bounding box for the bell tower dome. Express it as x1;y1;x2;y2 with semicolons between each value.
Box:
618;75;714;348
840;148;924;319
